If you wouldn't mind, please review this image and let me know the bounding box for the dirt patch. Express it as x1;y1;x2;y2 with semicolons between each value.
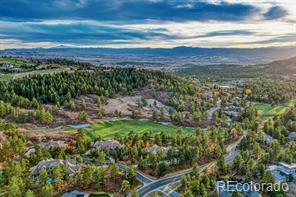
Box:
17;126;77;143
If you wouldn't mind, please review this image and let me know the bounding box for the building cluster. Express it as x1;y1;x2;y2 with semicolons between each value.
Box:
223;97;243;118
0;63;23;72
268;162;296;183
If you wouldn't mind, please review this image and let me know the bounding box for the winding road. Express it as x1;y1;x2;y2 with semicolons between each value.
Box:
135;129;246;197
207;98;221;121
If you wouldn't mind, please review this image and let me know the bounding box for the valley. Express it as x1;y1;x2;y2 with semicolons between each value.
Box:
0;56;295;197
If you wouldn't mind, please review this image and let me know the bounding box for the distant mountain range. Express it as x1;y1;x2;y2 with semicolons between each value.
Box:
179;55;296;79
1;46;296;66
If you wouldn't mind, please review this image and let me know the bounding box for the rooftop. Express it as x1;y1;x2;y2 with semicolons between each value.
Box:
143;144;171;155
30;159;81;176
38;140;68;148
92;140;124;150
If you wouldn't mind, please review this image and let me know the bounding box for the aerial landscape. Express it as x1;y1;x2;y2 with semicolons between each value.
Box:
0;1;295;197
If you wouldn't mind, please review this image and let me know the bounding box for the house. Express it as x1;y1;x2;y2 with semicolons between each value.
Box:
216;181;261;197
24;140;67;157
92;140;124;150
24;147;36;157
224;111;240;117
288;132;296;142
224;104;243;111
204;91;213;100
143;144;171;155
30;159;81;178
219;85;233;92
268;162;296;183
263;133;273;145
1;63;14;69
1;63;23;72
62;190;89;197
38;140;68;148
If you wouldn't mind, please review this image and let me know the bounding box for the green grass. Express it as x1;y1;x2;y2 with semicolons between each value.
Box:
86;119;195;139
254;99;296;119
254;103;288;117
0;74;13;81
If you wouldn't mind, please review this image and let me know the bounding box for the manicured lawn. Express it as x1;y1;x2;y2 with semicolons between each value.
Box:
254;103;288;117
86;119;195;139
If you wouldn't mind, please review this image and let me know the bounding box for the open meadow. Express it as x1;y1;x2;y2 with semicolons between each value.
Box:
85;119;195;139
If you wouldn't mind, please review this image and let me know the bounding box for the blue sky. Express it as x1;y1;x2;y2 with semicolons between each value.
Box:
0;0;295;49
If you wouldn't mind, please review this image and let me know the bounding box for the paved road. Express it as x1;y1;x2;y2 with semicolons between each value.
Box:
137;130;247;196
138;164;210;197
137;173;185;196
117;163;153;185
207;99;221;120
225;130;247;164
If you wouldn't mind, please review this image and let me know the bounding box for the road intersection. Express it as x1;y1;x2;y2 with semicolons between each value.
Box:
134;129;247;197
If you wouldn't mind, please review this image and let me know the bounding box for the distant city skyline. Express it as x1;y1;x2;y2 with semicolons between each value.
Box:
0;0;295;49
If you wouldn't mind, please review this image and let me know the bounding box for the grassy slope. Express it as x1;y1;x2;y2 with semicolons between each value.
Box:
254;103;287;117
86;119;195;139
254;99;296;119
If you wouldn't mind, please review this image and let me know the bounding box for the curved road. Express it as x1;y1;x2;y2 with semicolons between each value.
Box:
136;129;247;197
137;174;183;197
117;163;153;185
207;99;221;120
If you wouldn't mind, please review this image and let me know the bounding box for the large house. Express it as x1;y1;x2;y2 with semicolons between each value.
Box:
30;159;81;178
24;140;68;157
39;140;68;148
143;144;171;155
92;140;124;150
268;162;296;183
